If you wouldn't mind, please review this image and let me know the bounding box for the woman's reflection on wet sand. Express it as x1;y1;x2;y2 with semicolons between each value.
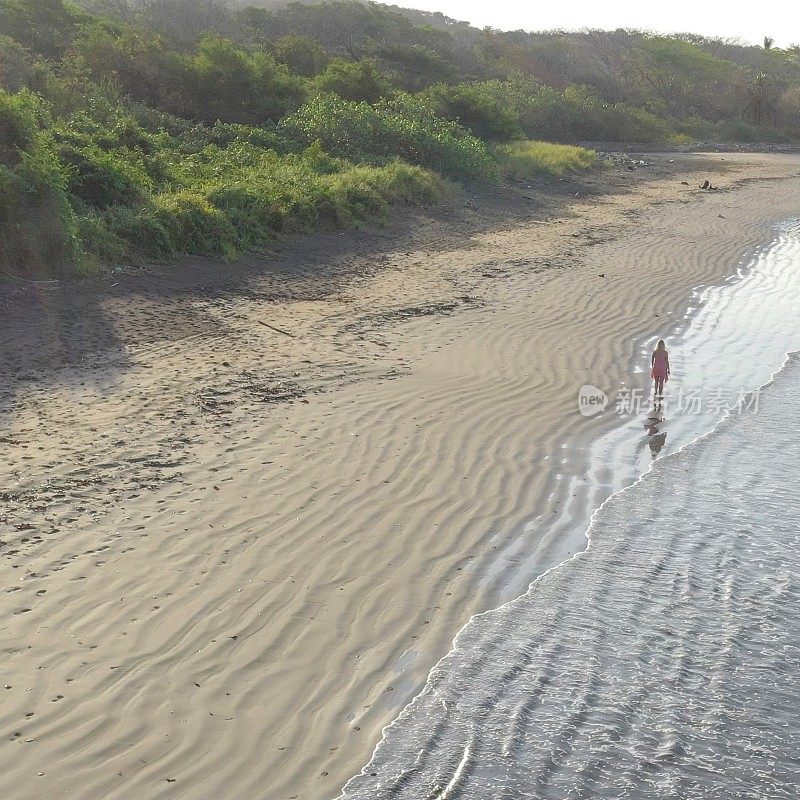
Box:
644;403;667;457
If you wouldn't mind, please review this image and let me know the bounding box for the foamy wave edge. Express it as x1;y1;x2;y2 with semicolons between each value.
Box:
336;348;800;799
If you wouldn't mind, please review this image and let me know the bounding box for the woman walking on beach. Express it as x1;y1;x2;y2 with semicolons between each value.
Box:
651;339;670;397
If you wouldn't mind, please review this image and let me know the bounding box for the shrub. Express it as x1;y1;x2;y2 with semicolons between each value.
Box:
103;202;172;257
561;85;672;143
311;58;394;103
195;147;441;245
374;43;456;92
107;191;238;258
59;143;153;208
76;210;126;264
279;93;497;182
0;148;81;276
176;35;306;125
0;87;38;166
0;0;84;60
420;82;522;141
363;159;442;205
205;121;288;150
71;30;307;126
151;191;238;256
482;78;674;144
0;88;81;275
0;35;37;93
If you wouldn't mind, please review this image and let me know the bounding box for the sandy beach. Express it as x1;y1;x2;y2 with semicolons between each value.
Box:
2;152;800;800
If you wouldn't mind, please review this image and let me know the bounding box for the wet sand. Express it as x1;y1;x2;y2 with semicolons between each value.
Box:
1;153;800;800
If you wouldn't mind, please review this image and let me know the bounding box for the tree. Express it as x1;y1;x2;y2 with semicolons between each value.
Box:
372;43;455;91
777;85;800;126
583;29;635;102
631;36;741;120
743;72;775;125
274;35;329;77
0;0;83;59
134;0;233;45
763;36;774;50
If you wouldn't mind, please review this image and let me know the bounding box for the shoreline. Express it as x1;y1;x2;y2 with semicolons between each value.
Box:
510;215;800;597
2;153;800;800
341;205;800;797
342;303;800;800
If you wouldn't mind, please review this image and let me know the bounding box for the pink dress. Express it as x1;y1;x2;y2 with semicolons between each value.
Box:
651;350;669;381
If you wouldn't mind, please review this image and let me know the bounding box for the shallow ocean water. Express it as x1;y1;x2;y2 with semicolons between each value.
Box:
339;222;800;798
492;218;800;602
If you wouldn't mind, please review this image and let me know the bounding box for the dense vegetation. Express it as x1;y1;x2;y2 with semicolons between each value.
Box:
2;0;799;276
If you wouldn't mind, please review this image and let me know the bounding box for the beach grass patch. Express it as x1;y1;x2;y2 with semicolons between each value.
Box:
501;140;598;178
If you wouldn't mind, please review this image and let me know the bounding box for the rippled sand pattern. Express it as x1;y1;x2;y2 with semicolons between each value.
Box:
2;155;800;800
343;357;800;799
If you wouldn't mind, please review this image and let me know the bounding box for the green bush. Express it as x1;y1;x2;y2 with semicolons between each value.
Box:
59;143;153;208
103;203;171;257
0;0;84;60
682;116;794;143
477;78;673;144
70;29;307;126
107;191;237;258
561;85;672;143
76;210;126;264
0;87;39;165
420;82;522;141
0;88;81;275
0;88;445;271
205;158;440;243
0;149;81;276
201;121;293;152
152;191;239;256
0;34;38;93
280;93;497;182
51;111;170;204
311;58;394;103
373;43;456;92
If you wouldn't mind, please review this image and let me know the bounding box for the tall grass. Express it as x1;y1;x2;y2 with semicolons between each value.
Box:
501;140;598;178
93;141;443;260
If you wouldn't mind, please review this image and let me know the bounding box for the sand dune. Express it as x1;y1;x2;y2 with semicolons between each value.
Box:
1;153;799;800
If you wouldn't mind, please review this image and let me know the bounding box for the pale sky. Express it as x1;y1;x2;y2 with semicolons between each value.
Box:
376;0;799;48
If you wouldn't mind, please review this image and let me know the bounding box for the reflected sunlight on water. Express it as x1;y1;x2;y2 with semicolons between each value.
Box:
341;221;800;800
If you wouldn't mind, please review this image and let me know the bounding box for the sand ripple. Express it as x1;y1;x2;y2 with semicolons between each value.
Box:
1;154;799;799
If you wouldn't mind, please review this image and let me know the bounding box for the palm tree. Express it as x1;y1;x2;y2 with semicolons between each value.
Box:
763;36;775;50
743;72;775;125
